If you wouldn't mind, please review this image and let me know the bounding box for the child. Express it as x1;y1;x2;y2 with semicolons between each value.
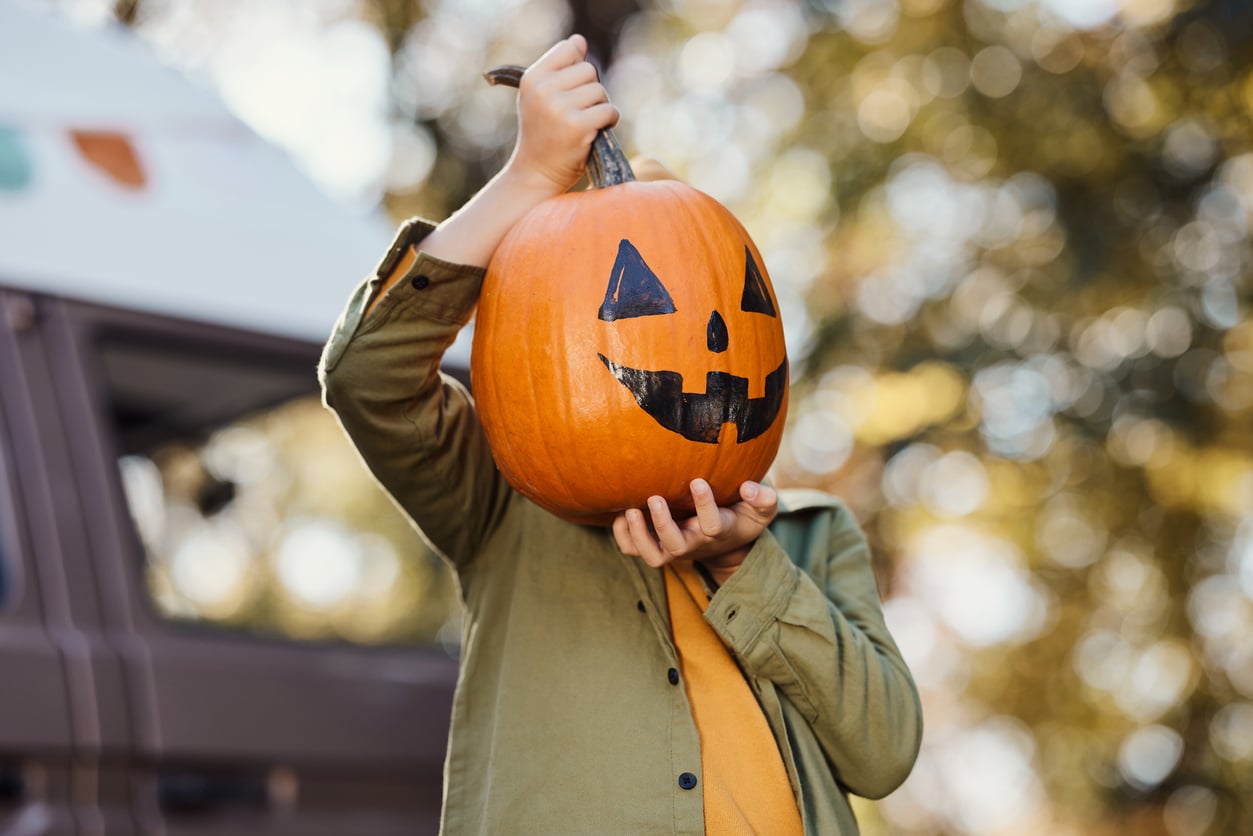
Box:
320;34;921;835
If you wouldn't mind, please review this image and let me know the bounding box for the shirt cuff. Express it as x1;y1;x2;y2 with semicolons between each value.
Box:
320;218;486;375
366;218;487;327
703;530;801;654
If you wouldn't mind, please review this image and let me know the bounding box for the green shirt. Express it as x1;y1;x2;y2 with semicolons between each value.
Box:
319;220;923;835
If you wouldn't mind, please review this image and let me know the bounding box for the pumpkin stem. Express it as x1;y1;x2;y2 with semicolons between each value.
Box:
485;64;636;188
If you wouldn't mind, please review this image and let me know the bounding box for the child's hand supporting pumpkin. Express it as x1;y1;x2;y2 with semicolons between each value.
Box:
611;479;779;586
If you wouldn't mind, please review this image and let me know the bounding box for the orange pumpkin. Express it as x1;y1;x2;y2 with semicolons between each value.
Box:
471;68;788;526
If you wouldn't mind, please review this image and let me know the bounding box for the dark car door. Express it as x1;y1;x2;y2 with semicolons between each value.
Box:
1;288;122;835
22;289;461;835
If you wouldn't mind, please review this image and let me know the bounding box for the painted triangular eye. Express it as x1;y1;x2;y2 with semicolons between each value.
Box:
741;246;776;317
599;239;677;321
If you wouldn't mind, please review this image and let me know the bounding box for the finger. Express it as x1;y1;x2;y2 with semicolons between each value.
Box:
740;480;778;518
560;78;610;111
525;63;596;111
527;35;588;81
690;479;725;538
611;514;637;556
549;59;600;92
577;101;620;130
626;508;668;567
647;496;687;556
548;34;589;68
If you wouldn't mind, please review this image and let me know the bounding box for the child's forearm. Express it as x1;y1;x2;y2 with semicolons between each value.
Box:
365;165;558;312
417;165;561;268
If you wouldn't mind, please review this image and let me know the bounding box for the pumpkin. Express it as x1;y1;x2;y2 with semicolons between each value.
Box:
471;67;788;526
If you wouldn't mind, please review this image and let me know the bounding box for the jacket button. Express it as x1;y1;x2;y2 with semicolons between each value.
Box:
637;600;646;613
667;667;680;685
678;772;698;790
410;274;430;289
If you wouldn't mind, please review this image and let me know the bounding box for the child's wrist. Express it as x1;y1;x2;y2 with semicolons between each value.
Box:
497;159;570;204
699;544;753;587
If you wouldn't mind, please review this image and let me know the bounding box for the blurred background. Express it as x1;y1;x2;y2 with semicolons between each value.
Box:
11;0;1253;833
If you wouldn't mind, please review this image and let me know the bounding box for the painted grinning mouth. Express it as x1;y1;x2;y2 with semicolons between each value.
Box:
597;354;788;444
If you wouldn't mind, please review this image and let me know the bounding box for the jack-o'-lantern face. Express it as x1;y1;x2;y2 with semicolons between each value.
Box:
596;238;787;445
471;178;790;525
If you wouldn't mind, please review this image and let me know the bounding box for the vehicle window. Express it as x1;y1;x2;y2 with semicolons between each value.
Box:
100;335;461;649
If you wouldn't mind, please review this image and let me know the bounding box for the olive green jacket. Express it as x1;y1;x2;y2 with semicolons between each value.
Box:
319;220;922;836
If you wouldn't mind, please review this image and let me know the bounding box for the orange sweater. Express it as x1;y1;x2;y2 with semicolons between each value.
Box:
665;561;805;836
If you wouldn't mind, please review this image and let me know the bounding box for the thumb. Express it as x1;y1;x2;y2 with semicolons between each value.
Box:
740;481;778;516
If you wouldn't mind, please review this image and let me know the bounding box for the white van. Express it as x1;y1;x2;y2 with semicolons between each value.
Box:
1;4;461;832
